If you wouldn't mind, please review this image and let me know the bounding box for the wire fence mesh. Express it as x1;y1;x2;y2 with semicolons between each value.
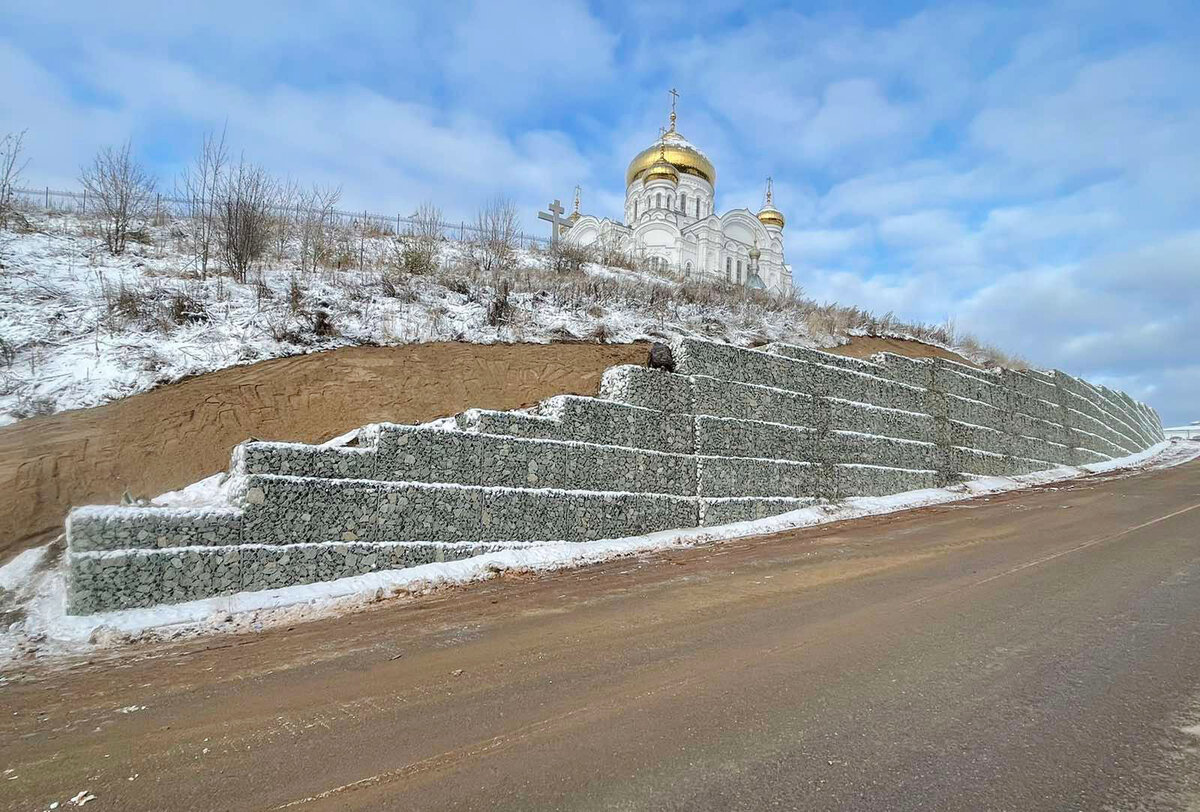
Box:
8;185;551;249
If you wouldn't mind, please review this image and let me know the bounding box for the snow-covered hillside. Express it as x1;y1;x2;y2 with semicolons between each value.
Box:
0;210;1016;426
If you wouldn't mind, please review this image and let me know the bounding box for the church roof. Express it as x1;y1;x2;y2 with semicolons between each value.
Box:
626;129;716;188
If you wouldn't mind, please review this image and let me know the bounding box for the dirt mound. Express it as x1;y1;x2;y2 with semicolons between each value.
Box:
0;342;650;565
829;336;978;366
0;336;973;565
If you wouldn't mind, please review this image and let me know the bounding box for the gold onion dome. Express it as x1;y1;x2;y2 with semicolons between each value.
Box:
627;129;715;188
757;177;785;229
757;206;785;229
643;142;680;186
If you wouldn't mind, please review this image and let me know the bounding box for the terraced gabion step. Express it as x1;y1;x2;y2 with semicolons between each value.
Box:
66;541;519;614
455;395;693;454
234;425;697;496
68;477;702;552
700;497;819;526
240;475;699;545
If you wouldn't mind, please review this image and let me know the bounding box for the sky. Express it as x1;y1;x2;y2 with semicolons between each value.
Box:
1;0;1197;425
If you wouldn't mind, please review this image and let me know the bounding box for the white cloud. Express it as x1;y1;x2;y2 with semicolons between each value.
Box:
789;226;874;261
799;79;910;161
446;0;617;114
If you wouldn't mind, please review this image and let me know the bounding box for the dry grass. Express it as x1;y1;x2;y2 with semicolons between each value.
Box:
16;206;1026;371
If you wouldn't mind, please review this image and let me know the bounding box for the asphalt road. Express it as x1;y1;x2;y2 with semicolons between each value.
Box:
4;456;1200;811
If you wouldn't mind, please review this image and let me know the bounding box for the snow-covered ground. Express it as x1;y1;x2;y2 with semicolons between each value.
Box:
0;210;1005;426
2;438;1193;668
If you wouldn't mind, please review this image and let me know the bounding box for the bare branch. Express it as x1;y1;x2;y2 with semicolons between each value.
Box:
79;141;156;255
176;128;228;279
472;195;520;274
0;130;31;230
218;158;274;283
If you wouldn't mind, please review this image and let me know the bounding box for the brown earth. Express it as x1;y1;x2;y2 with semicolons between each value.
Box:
826;335;978;365
0;342;650;565
0;336;974;566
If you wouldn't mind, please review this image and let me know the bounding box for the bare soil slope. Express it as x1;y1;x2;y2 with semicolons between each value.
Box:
827;335;978;365
0;336;975;565
0;342;649;564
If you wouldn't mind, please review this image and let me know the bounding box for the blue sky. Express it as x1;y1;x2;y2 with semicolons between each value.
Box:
2;0;1197;425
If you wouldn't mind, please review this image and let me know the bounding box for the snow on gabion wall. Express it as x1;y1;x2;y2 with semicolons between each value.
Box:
63;337;1165;614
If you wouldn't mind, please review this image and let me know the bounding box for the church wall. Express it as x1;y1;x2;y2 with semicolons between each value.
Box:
62;337;1164;613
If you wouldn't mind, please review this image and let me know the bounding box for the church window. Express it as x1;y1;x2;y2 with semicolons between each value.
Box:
680;193;686;213
737;260;743;283
685;261;692;276
725;257;732;281
634;200;638;219
695;199;700;218
656;193;661;208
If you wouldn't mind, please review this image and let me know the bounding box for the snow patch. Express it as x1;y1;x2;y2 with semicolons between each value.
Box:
0;545;47;592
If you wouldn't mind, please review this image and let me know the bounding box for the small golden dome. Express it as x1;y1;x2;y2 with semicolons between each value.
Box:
645;159;679;186
643;142;680;186
757;207;785;229
627;130;715;188
757;177;784;229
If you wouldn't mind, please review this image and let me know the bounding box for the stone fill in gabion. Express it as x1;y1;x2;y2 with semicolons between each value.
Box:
67;541;516;614
65;336;1164;614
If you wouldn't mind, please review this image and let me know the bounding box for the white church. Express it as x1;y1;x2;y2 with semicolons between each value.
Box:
563;94;793;294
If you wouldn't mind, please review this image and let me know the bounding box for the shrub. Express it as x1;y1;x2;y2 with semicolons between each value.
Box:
168;292;209;325
79;141;156;256
312;308;337;337
546;241;594;275
288;276;304;314
218;159;273;283
472;196;519;274
485;278;514;327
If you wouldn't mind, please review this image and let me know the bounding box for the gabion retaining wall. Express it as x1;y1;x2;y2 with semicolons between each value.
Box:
64;337;1164;613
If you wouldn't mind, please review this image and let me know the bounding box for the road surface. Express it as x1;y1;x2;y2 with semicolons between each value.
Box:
3;456;1200;810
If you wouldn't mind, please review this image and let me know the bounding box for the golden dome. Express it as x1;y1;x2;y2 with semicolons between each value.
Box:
757;176;784;229
644;154;679;186
627;129;715;188
757;207;785;229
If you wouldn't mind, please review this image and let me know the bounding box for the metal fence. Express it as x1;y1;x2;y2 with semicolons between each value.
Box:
9;185;551;249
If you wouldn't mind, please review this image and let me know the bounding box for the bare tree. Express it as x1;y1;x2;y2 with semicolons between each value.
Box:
472;195;520;274
176;128;228;279
0;130;29;230
393;200;443;275
297;184;341;273
79;141;156;255
218;158;274;283
270;177;301;262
